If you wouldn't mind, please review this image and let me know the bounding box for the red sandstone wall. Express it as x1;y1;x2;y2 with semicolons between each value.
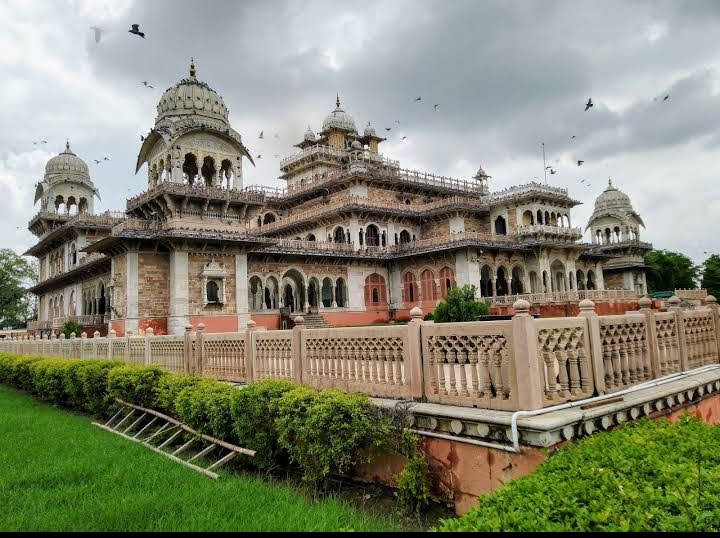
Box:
491;300;640;317
139;318;167;335
109;319;125;337
189;315;238;333
251;314;282;330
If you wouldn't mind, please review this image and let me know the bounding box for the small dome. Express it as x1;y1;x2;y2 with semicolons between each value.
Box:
304;126;316;142
587;179;644;228
351;140;362;149
44;141;90;181
156;59;229;124
474;166;490;180
321;95;357;133
363;122;376;137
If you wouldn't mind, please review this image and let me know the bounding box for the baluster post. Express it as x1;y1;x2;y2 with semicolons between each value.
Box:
704;295;720;363
196;323;205;375
407;306;424;399
145;327;154;365
638;296;661;378
183;324;193;374
292;315;305;383
668;295;689;371
511;299;544;410
577;299;606;394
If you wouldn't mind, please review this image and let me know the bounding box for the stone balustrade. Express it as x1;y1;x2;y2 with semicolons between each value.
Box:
5;295;719;413
490;289;638;306
675;288;708;301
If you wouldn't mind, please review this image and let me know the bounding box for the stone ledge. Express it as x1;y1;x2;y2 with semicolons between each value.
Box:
372;366;720;448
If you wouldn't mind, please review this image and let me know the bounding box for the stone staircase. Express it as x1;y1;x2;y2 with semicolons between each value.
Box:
302;313;332;328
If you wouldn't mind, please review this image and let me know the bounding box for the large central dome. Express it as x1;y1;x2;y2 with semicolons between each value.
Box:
321;95;357;133
155;59;229;124
44;141;90;183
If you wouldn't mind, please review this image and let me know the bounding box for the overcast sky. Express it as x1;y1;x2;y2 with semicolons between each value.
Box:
2;0;719;263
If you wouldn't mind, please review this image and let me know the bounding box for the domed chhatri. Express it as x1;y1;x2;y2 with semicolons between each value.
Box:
155;58;229;124
363;122;376;137
587;178;644;228
303;126;316;142
44;140;90;181
321;94;357;133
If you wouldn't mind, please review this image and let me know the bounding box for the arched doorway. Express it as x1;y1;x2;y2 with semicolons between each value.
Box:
494;216;507;235
496;267;508;296
282;269;305;312
335;278;347;308
480;265;493;297
550;260;566;292
511;267;524;294
365;224;380;246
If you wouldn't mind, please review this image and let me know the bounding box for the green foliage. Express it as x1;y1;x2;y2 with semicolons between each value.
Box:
423;313;434;321
68;360;125;415
31;358;74;405
275;386;391;485
62;321;82;340
230;379;299;469
153;374;205;415
395;429;432;515
107;365;168;408
701;254;720;300
432;284;490;323
0;249;38;328
645;250;700;293
175;379;238;442
439;416;720;532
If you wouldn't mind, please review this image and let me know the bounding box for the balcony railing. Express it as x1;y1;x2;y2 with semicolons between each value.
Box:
517;224;583;240
490;289;638;306
51;315;106;329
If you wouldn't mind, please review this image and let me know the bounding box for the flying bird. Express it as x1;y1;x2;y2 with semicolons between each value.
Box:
41;140;47;144
570;135;576;140
141;81;153;88
550;168;557;175
385;127;391;131
413;96;422;102
256;154;262;159
103;157;110;161
93;159;101;164
259;131;264;139
663;94;670;101
402;136;407;141
545;166;553;170
577;160;584;166
89;26;103;43
433;104;439;110
128;24;145;38
584;98;593;111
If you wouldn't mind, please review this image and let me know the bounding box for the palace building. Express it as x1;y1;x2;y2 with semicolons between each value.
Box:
25;61;653;337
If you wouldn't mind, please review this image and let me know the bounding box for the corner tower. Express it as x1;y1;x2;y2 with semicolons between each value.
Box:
135;59;254;191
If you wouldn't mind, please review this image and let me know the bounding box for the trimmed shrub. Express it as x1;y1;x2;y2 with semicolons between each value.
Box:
230;379;299;469
71;360;125;415
32;358;74;405
275;387;391;484
107;365;168;408
175;379;238;442
432;284;490;323
153;374;206;416
62;321;82;340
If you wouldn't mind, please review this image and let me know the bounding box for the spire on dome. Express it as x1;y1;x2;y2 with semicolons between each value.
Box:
608;177;613;187
336;93;340;108
189;57;196;77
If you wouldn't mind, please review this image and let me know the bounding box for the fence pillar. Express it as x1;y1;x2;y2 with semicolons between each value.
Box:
183;324;193;374
291;315;304;384
511;299;545;410
245;320;258;382
577;299;606;394
638;296;661;378
705;295;720;362
93;331;100;359
144;327;154;365
196;323;205;375
125;330;133;363
668;295;689;370
80;333;87;360
407;306;424;399
108;329;116;360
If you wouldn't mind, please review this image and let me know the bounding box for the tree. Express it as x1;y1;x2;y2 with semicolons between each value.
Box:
644;250;699;293
0;249;38;328
431;284;490;323
701;254;720;299
62;320;82;339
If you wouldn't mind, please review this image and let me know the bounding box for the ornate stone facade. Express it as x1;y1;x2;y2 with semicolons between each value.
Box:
24;61;653;336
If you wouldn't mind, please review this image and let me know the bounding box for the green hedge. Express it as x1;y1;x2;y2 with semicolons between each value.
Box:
438;416;720;532
0;353;396;487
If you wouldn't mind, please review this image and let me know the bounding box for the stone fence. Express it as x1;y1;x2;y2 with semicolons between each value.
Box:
3;295;719;413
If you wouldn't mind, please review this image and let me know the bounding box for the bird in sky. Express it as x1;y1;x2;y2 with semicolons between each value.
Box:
259;131;264;139
414;96;422;102
663;94;670;101
577;160;584;166
89;26;103;43
545;166;553;170
103;157;110;161
584;98;593;111
385;127;391;131
128;24;145;38
402;136;407;141
433;104;439;110
256;154;262;159
141;81;153;89
550;168;557;175
93;159;101;164
579;178;586;183
570;135;576;140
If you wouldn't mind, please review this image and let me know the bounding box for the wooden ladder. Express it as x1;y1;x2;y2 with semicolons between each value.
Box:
93;399;256;479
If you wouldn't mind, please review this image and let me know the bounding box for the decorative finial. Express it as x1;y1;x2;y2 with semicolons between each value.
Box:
65;139;70;151
608;177;613;187
336;93;340;108
189;57;196;77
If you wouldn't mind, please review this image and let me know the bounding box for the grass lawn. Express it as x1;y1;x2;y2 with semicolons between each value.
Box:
0;385;403;532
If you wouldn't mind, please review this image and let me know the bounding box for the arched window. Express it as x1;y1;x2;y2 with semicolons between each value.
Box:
494;216;507;235
306;233;316;241
263;213;276;225
439;267;455;298
182;153;198;185
537;210;543;224
576;270;586;290
496;266;508;296
334;226;346;243
69;243;77;267
67;196;77;216
365;224;380;246
206;281;219;303
364;273;387;306
522;210;534;226
335;278;347;307
511;267;524;294
201;156;216;186
399;230;411;244
420;269;437;302
587;270;596;290
480;265;492;297
402;272;418;304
